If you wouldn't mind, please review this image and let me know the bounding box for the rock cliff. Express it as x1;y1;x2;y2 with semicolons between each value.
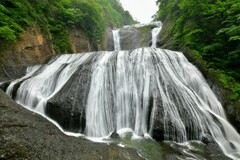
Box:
0;27;112;82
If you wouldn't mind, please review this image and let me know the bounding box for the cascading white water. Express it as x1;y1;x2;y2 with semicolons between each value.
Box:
112;29;121;51
151;25;162;48
6;53;96;113
84;48;240;159
114;21;162;50
3;48;240;159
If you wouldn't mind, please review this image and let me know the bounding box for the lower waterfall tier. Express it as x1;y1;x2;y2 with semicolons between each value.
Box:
2;47;240;159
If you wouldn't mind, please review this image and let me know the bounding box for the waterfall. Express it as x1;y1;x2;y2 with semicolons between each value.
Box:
112;21;162;50
151;25;162;47
112;29;121;51
2;22;240;159
5;53;95;113
3;48;240;158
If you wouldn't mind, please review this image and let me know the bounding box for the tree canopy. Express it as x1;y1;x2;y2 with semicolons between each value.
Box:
0;0;135;53
156;0;240;100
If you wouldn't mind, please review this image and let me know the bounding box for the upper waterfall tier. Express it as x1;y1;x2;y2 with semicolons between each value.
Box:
2;47;240;159
111;22;162;51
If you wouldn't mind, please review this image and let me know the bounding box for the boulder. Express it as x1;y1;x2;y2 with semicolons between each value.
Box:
0;89;143;160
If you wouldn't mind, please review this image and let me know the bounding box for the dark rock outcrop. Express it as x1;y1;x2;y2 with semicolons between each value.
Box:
118;25;155;51
46;62;93;133
0;90;143;160
99;27;115;51
150;96;165;141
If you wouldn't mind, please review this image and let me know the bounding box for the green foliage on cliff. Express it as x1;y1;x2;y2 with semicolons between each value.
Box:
0;0;135;53
97;0;135;27
156;0;240;100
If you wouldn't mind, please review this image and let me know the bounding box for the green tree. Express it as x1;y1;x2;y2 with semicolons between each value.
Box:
0;0;135;54
156;0;240;100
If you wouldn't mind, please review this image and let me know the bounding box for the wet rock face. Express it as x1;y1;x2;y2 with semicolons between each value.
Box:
201;134;214;144
69;29;92;53
207;79;226;105
0;81;11;92
0;49;30;82
118;26;154;51
0;90;143;160
100;27;114;51
207;78;240;133
46;64;92;133
224;103;240;133
151;97;165;141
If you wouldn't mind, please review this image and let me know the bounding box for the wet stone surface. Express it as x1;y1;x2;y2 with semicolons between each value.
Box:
0;90;143;160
